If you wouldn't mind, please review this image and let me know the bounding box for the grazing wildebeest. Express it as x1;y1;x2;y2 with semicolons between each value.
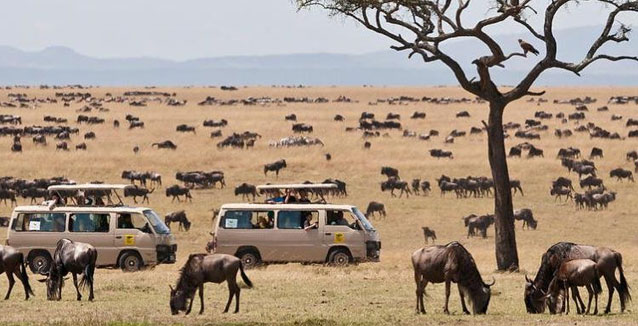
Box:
421;227;436;243
176;124;196;134
32;135;47;146
456;111;470;118
545;259;603;315
510;180;524;196
123;186;154;204
56;142;69;151
264;159;287;177
234;183;259;201
166;185;193;202
292;123;313;133
610;168;634;182
589;147;603;159
11;142;22;153
430;149;454;159
381;177;411;198
365;201;386;219
527;146;544;158
169;253;253;315
165;211;191;231
210;130;223;138
133;146;140;154
285;114;297;121
113;120;120;128
524;242;630;314
334;114;344;121
550;186;572;201
84;131;96;140
129;121;145;129
412;242;494;315
411;111;426;119
626;150;638;161
152;140;177;150
42;239;97;301
381;166;399;178
513;208;537;230
0;245;34;300
508;146;522;157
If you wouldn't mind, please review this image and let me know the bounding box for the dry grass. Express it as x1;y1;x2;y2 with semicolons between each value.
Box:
0;85;637;325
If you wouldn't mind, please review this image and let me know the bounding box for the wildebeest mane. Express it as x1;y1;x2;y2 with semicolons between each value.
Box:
533;242;577;290
175;253;206;292
446;242;489;310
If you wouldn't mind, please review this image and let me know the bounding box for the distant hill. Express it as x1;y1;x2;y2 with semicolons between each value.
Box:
0;26;635;86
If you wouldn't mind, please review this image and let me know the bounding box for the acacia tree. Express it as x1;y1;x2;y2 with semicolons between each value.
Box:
297;0;638;270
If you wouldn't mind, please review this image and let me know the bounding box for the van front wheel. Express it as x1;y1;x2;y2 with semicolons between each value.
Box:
238;251;260;269
328;249;351;267
119;252;143;272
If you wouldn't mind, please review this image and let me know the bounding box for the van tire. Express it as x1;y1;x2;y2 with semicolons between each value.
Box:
119;251;144;272
327;248;351;267
28;250;53;274
237;250;261;269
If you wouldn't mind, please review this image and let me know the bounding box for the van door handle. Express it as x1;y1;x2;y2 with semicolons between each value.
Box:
115;236;122;239
325;233;332;236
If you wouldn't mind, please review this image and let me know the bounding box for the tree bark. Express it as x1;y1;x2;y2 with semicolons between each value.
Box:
486;100;519;271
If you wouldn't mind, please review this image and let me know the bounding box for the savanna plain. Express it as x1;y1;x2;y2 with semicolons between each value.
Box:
0;86;637;326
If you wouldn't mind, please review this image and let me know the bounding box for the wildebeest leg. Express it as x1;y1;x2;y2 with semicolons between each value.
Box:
223;280;235;313
234;284;240;313
132;196;138;204
571;286;582;314
171;195;177;203
198;284;205;315
603;275;615;314
585;284;593;314
143;195;149;204
72;273;82;301
414;271;426;314
458;286;470;314
5;270;15;300
565;282;570;315
186;290;196;315
443;280;451;314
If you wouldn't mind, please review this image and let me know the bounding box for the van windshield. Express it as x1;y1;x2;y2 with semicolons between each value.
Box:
143;210;170;234
352;208;376;231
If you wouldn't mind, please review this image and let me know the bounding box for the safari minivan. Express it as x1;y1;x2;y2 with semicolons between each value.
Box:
6;184;177;273
209;201;381;267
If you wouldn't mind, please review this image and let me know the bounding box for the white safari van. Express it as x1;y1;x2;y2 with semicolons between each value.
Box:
6;184;177;272
209;184;381;267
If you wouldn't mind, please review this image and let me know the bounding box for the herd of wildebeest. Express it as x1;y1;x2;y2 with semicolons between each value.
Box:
0;87;636;316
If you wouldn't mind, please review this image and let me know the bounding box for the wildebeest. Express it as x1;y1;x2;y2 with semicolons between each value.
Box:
75;143;87;151
589;147;603;159
165;211;191;231
430;149;453;159
381;177;411;198
510;180;524;196
292;123;313;133
264;159;287;177
412;242;494;314
84;131;96;140
627;150;638;161
42;239;97;301
285;114;297;121
169;253;253;315
508;146;522;157
176;124;196;134
610;168;634;182
421;227;436;243
210;130;223;138
0;245;34;300
363;141;371;149
381;166;399;178
152;140;177;150
524;242;630;314
203;119;228;128
579;176;603;189
123;186;154;204
545;259;603;315
365;201;386;219
166;185;193;202
122;170;148;186
550;186;572;201
411;111;426;119
527;146;544;158
56;142;69;151
513;208;537;230
552;177;574;191
234;183;259;201
334;114;344;121
456;111;470;118
464;214;494;238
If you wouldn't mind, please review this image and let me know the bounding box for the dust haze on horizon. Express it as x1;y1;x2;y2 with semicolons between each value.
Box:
1;0;620;60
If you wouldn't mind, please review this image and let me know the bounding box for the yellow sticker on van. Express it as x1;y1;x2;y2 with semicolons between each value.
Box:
334;233;345;243
124;235;135;246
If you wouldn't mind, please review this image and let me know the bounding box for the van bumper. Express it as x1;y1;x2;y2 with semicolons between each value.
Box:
365;241;381;262
157;244;178;264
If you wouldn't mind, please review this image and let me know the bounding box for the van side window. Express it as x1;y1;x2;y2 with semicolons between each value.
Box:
277;211;318;229
326;210;357;229
117;213;150;233
220;211;263;229
69;213;110;233
13;213;66;232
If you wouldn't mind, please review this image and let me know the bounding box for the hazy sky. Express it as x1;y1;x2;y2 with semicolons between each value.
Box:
2;1;619;60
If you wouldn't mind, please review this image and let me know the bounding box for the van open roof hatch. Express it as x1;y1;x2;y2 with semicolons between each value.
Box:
257;184;337;203
47;184;133;206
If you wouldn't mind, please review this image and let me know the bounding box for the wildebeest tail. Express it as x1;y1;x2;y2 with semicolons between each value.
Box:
615;252;631;304
18;252;34;296
79;250;97;291
239;263;253;288
591;270;603;295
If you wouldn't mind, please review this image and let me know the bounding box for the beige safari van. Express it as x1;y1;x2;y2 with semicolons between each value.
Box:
6;184;177;273
209;196;381;268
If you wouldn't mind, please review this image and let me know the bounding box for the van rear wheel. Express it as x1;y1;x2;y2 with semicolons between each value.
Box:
328;249;351;267
237;250;260;269
28;252;52;274
119;252;143;272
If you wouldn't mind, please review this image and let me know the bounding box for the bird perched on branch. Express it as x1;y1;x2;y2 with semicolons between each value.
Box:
518;39;540;56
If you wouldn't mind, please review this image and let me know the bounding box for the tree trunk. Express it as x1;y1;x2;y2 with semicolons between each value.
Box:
486;101;519;271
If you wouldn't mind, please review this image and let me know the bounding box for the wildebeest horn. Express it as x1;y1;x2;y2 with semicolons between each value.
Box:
525;274;532;283
169;285;174;291
485;276;496;287
37;278;48;283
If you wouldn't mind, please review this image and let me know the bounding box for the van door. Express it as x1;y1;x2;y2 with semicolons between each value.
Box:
217;210;278;261
273;210;325;262
9;212;68;261
113;212;156;266
323;210;366;260
67;212;115;266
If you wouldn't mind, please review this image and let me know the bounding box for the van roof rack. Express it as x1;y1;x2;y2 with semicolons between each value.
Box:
47;184;133;206
256;184;337;190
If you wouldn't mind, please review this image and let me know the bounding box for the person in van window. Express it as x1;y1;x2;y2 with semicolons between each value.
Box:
298;190;311;203
53;214;66;232
256;216;269;229
118;214;135;229
329;211;349;226
303;214;318;231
